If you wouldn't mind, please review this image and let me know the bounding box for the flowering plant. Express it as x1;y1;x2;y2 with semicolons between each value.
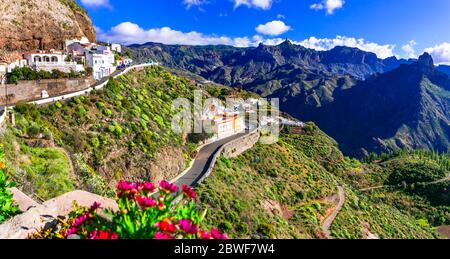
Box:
43;180;227;240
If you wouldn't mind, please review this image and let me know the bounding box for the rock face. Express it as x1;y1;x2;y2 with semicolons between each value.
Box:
0;0;95;56
0;190;117;239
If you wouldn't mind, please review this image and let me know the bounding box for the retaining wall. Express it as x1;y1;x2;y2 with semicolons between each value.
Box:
0;77;96;106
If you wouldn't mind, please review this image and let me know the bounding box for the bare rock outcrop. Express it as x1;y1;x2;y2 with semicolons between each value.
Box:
0;0;96;58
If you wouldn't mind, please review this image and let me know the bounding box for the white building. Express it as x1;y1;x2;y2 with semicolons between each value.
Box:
111;44;122;53
202;104;245;138
116;57;133;66
85;46;116;80
25;51;84;73
0;59;28;74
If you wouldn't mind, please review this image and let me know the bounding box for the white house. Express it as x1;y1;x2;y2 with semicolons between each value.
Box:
111;44;122;53
0;59;28;74
116;57;133;66
202;103;245;138
85;46;116;80
25;51;84;73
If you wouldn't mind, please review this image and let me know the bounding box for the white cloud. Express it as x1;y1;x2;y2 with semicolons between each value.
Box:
233;0;273;10
97;22;252;47
310;0;344;15
424;42;450;65
401;40;417;59
183;0;208;9
296;36;396;59
80;0;112;9
255;20;291;36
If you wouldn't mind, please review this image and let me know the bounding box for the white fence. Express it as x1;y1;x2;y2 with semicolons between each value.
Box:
0;109;6;126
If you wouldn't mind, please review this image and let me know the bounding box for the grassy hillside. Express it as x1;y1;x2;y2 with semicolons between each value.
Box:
0;67;201;199
196;124;447;239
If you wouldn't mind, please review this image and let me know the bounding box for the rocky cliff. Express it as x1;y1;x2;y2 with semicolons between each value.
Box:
0;0;95;60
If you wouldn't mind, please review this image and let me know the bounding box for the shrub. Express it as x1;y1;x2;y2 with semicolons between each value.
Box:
0;145;18;223
102;109;113;117
55;101;63;109
27;125;41;138
39;180;228;240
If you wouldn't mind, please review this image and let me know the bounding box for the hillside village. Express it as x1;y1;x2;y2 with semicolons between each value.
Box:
0;36;132;82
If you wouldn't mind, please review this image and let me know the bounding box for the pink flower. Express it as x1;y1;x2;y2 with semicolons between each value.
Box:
198;230;211;239
179;219;199;235
154;232;172;239
90;202;101;211
210;228;228;240
158;202;166;211
72;213;89;228
182;184;196;200
139;182;155;193
117;181;139;198
117;181;137;191
159;180;179;193
136;196;156;208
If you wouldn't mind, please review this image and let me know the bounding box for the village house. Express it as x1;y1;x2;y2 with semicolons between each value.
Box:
85;45;116;80
202;104;245;138
0;58;27;74
111;43;122;53
24;51;84;73
116;57;133;67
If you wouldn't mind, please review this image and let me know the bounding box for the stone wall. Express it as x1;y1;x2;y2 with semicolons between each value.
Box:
0;190;117;239
222;130;260;158
0;76;96;105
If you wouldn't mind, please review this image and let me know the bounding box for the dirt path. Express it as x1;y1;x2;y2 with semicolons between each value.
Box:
321;186;345;239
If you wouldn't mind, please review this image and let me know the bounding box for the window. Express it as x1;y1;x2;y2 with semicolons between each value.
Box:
34;56;42;62
51;56;58;62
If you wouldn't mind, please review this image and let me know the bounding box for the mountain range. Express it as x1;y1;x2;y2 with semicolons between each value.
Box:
128;41;450;156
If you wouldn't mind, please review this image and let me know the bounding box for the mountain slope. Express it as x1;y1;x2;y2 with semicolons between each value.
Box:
1;67;201;199
127;40;411;82
314;53;450;156
0;0;95;59
196;124;447;239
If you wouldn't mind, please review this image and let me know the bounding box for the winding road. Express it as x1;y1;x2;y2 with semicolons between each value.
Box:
322;186;345;239
173;133;248;188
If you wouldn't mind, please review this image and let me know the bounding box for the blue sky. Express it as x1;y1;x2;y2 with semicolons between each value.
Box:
77;0;450;63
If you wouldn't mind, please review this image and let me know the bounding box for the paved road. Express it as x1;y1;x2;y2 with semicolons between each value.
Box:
174;133;247;188
322;186;345;239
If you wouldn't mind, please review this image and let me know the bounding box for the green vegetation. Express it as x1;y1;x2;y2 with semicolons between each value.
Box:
1;125;74;200
58;0;87;15
196;123;447;239
1;66;202;199
7;67;87;84
0;145;19;223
